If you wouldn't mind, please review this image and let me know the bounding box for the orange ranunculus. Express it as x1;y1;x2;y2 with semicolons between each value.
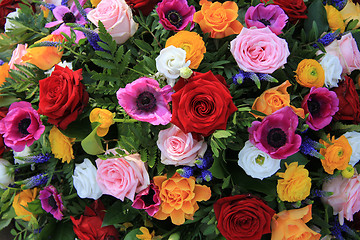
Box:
89;108;115;137
0;62;10;86
271;205;321;240
153;172;211;225
294;59;325;88
252;80;305;119
165;31;206;69
22;34;63;70
193;0;243;39
319;134;352;174
13;188;39;221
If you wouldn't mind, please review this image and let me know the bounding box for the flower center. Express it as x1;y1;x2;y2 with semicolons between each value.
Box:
166;10;183;28
255;155;265;165
140;187;156;207
307;99;320;116
62;12;76;23
18;118;31;135
267;128;287;148
48;195;58;210
136;91;157;112
258;18;271;26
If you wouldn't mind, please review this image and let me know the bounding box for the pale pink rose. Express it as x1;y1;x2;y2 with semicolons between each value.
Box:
324;33;360;75
157;124;207;166
8;44;28;70
230;27;290;74
87;0;138;44
96;153;150;201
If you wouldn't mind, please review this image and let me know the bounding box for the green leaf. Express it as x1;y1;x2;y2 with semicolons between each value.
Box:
133;39;153;53
212;130;232;139
124;228;142;240
102;202;139;227
209;154;226;179
304;0;328;41
91;59;117;69
39;220;75;240
27;199;45;215
0;218;11;231
1;189;10;202
81;122;105;155
222;175;231;189
60;117;92;140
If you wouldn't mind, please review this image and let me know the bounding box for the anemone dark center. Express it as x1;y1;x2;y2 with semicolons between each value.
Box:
307;99;320;116
48;195;58;210
267;128;287;148
136;91;157;112
18;118;31;135
62;12;76;23
140;187;156;207
165;10;183;28
259;18;271;26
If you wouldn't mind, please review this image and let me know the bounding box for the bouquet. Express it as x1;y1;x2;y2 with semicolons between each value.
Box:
1;0;360;239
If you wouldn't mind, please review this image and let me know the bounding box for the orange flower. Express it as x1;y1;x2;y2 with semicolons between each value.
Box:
324;5;346;33
12;188;39;221
0;62;10;86
319;134;352;174
294;59;325;88
153;172;211;225
193;0;243;39
271;205;321;240
165;31;206;69
89;108;115;137
22;34;63;70
252;80;305;119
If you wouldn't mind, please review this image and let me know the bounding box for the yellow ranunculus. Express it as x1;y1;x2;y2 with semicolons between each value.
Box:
13;188;38;221
324;5;346;33
294;59;325;88
136;227;155;240
89;108;115;137
276;162;311;202
49;126;75;163
91;0;102;7
0;62;10;86
341;0;360;29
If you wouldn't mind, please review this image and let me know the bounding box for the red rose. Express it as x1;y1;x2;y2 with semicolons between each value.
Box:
171;71;237;137
214;194;275;240
125;0;160;16
0;107;8;156
0;0;21;29
263;0;307;24
70;200;119;240
332;76;360;123
38;65;89;130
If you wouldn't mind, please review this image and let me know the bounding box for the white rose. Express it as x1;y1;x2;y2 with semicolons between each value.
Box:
13;145;32;165
0;159;14;189
343;131;360;166
155;46;191;86
73;158;103;200
238;141;281;180
45;61;73;75
319;53;342;88
4;8;20;32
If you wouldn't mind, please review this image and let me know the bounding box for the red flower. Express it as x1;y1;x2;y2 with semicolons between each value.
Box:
125;0;160;16
0;107;8;156
70;200;119;240
214;194;275;240
38;66;89;130
0;0;21;29
262;0;307;24
171;71;237;136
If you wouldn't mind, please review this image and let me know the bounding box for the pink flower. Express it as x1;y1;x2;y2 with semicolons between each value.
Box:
39;185;65;220
116;77;173;125
96;152;150;201
157;124;207;166
8;44;27;70
230;27;290;74
132;183;161;216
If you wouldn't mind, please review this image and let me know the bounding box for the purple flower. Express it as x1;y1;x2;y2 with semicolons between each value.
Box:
0;101;45;152
132;183;161;216
248;106;301;159
156;0;195;31
301;87;339;131
245;3;288;35
39;185;65;220
116;77;173;125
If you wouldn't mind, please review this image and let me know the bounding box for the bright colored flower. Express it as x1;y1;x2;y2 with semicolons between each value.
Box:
343;131;360;166
319;53;342;88
8;43;27;70
91;0;102;7
193;0;243;39
49;126;75;163
295;59;325;88
324;4;346;33
116;77;173;125
89;108;115;137
0;159;14;189
341;165;355;178
165;31;206;69
0;62;9;86
132;183;161;216
13;188;38;221
153;172;211;225
136;227;156;240
340;0;360;29
319;134;352;174
39;185;65;220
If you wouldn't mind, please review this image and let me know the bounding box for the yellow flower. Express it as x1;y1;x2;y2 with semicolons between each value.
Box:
136;227;155;240
91;0;102;7
89;108;115;137
49;126;75;163
342;164;355;178
341;0;360;29
0;62;10;86
294;59;325;88
324;5;346;33
12;188;38;221
319;134;352;174
276;162;311;202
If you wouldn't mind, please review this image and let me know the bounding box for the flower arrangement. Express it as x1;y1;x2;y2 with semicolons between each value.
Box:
1;0;360;239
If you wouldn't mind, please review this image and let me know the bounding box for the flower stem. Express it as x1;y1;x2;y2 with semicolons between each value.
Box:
113;119;138;123
62;193;78;200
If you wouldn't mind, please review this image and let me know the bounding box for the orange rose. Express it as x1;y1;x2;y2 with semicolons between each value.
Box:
153;172;211;225
12;188;39;221
0;62;9;86
193;0;243;39
271;205;321;240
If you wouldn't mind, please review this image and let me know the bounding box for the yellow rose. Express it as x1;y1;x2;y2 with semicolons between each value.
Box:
13;188;38;221
341;0;360;29
89;108;115;137
49;126;75;163
324;5;346;33
294;59;325;88
0;62;10;86
91;0;102;7
276;162;311;202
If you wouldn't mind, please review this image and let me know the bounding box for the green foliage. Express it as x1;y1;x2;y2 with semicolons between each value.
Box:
102;201;139;227
304;0;329;42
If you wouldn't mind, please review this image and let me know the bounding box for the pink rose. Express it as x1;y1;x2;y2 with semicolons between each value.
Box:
96;152;150;201
157;124;207;166
230;27;290;74
324;33;360;75
87;0;138;44
8;44;27;70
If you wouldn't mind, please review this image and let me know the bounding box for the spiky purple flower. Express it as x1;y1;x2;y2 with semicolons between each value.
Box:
39;185;65;220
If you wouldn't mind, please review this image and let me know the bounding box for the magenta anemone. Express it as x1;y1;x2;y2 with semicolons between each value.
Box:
39;185;65;220
132;183;161;216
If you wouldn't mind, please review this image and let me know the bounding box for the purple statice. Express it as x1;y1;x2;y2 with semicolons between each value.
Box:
195;149;214;170
299;136;325;159
22;173;48;189
61;0;69;5
245;3;288;35
15;153;51;164
75;27;107;52
200;170;212;182
132;183;161;216
313;30;341;48
42;3;56;11
233;69;277;86
156;0;195;31
323;0;347;10
39;185;65;220
0;60;4;66
177;166;194;178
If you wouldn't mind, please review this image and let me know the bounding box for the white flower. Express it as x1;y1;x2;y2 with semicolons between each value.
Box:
155;46;190;86
13;146;35;171
45;61;73;75
238;141;281;180
73;158;103;200
343;131;360;166
4;8;20;32
0;159;14;189
319;53;343;88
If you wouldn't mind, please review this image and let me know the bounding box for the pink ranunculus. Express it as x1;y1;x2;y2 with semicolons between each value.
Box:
96;152;150;201
8;44;27;70
324;33;360;75
157;124;207;166
87;0;138;44
230;27;290;74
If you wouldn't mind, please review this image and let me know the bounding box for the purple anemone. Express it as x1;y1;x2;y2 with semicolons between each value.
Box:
0;101;45;152
39;185;65;220
245;3;288;35
116;77;173;125
301;87;339;131
156;0;196;31
248;106;301;159
131;183;161;216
